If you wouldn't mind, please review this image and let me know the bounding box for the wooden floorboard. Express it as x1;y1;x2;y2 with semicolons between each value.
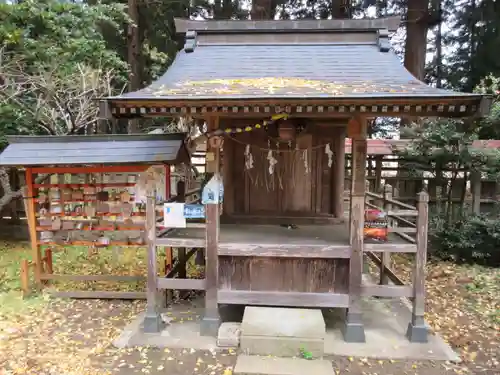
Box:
217;290;349;308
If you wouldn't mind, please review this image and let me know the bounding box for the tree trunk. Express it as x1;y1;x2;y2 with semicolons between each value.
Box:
331;0;350;18
467;0;477;92
435;0;443;88
404;0;430;81
214;0;234;19
398;0;431;195
0;168;48;216
127;0;141;134
250;0;273;20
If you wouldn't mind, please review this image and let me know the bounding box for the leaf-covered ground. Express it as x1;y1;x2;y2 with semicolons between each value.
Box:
0;241;498;375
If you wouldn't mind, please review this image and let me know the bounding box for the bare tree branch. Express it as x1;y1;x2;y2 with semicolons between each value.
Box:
0;49;126;214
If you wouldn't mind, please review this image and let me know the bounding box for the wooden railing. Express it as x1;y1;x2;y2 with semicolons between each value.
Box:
149;180;204;308
365;183;419;244
362;184;429;341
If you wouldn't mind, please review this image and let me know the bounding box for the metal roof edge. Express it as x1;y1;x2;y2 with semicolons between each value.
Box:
174;17;401;34
104;92;485;103
5;133;188;144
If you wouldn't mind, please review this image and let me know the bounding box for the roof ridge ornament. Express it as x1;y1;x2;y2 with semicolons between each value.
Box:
184;30;197;53
377;29;390;53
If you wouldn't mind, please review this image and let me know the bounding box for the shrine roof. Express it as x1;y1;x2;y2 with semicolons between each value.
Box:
103;17;490;118
0;134;189;167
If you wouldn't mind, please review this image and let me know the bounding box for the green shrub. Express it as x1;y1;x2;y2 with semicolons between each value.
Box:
429;213;500;267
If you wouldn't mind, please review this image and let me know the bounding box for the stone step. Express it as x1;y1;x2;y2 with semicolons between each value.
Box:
233;355;335;375
240;306;326;358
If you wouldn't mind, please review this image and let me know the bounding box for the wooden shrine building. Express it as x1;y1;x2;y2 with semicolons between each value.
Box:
100;17;492;342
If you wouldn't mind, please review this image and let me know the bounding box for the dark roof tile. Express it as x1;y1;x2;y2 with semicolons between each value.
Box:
113;44;477;101
0;134;188;166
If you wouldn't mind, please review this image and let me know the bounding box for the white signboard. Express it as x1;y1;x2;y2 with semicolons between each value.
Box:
163;203;186;228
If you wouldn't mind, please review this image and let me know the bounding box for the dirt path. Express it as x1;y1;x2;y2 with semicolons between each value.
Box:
0;298;496;375
0;256;498;375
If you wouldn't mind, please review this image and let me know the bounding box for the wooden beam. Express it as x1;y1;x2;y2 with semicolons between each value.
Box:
49;291;146;299
362;284;413;298
40;274;145;282
407;190;429;342
333;126;346;218
143;185;164;332
218;244;351;258
165;248;198;278
201;116;222;337
344;116;367;342
31;165;149;174
366;251;406;287
364;243;417;253
222;128;235;216
24;168;41;286
380;184;393;285
156;237;205;248
157;278;206;290
471;171;481;214
217;290;349;308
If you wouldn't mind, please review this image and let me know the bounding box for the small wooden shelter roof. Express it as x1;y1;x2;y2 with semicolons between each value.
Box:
0;134;190;167
102;17;490;119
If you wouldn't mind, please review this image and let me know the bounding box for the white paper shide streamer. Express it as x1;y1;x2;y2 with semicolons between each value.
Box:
302;149;309;174
325;143;334;168
267;150;278;175
244;144;254;170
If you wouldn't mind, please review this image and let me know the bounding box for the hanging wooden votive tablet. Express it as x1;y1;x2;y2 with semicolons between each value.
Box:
39;217;51;227
97;202;109;214
62;221;75;230
96;191;109;201
61;188;72;201
73;205;83;215
120;191;131;203
50;204;62;214
51;217;62;231
96;236;110;247
128;232;145;245
83;186;96;195
49;189;60;201
40;231;54;243
109;203;121;214
121;202;133;219
85;203;97;217
72;190;84;201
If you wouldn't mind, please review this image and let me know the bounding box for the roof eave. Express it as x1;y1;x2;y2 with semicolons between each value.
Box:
174;17;402;34
105;94;485;106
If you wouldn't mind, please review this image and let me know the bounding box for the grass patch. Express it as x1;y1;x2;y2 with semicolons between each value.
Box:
0;240;204;308
0;240;47;316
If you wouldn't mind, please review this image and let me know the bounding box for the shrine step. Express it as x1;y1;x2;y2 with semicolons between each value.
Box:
233;355;334;375
240;306;326;358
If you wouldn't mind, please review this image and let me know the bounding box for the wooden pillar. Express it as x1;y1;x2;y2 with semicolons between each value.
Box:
201;117;221;336
470;171;481;215
24;168;42;286
222;134;235;216
406;190;429;343
343;117;367;343
380;184;393;285
374;155;383;193
164;164;173;303
143;182;164;333
176;180;187;279
333;127;346;218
